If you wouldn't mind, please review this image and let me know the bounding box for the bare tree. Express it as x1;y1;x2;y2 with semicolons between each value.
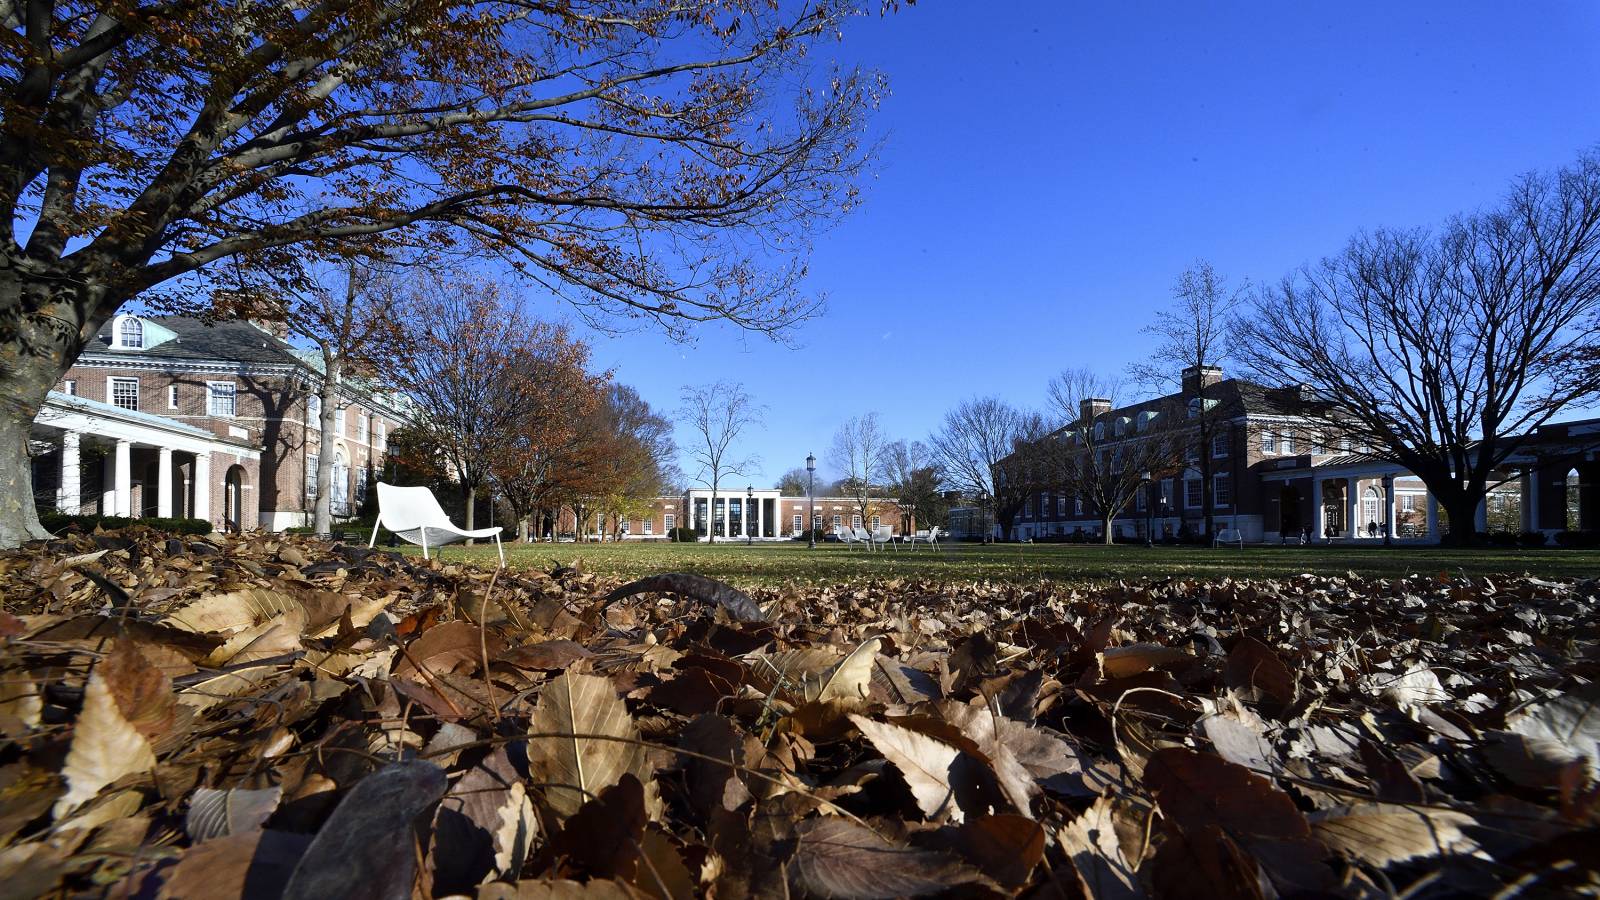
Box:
885;439;944;533
1236;152;1600;546
929;397;1042;541
775;468;810;496
0;1;892;547
392;276;585;537
237;262;399;537
1045;369;1186;544
1129;260;1246;539
679;382;762;543
829;413;892;542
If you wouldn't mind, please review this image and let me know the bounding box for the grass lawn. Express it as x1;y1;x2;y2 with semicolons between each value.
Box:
422;538;1600;587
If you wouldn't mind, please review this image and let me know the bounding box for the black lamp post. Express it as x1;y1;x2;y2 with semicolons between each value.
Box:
806;453;816;549
746;485;754;545
1142;471;1154;547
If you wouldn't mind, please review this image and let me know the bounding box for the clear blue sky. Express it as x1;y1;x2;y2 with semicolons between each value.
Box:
584;1;1600;488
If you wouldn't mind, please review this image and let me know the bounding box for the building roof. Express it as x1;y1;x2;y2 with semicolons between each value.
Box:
86;315;301;366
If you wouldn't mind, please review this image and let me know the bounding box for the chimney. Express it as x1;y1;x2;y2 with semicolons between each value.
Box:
1182;365;1223;394
1079;398;1111;422
248;318;290;341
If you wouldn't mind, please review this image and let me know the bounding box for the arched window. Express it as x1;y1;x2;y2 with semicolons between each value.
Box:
1115;416;1131;437
1093;422;1105;441
117;316;144;349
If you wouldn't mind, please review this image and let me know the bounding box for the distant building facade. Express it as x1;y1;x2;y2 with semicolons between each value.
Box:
30;314;410;532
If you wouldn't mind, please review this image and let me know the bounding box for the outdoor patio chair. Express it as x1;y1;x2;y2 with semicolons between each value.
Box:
870;524;897;551
852;525;876;550
834;525;856;547
910;527;941;550
1213;528;1244;549
370;482;505;567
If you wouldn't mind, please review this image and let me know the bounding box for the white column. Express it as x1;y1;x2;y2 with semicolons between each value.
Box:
722;499;730;538
156;447;174;518
1474;497;1488;534
1312;478;1324;540
113;440;132;518
193;453;212;525
1425;493;1440;543
1383;474;1397;542
1521;469;1538;532
57;432;81;515
101;450;116;515
1345;476;1359;539
755;497;763;539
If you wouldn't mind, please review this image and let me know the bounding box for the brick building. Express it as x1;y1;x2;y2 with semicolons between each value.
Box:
555;487;907;541
29;314;410;531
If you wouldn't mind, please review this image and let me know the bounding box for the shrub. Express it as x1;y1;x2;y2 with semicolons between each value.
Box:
40;512;213;536
669;526;699;543
1518;530;1548;548
1554;530;1600;548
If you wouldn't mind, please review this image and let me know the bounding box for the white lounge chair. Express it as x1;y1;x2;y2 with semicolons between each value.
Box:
851;525;875;551
870;524;897;551
1213;528;1244;549
369;482;505;566
910;527;941;550
834;525;856;547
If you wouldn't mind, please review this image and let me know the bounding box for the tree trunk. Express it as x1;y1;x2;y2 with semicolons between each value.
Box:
463;482;477;543
0;281;108;549
313;355;341;536
707;483;717;543
1101;515;1115;545
1441;494;1480;548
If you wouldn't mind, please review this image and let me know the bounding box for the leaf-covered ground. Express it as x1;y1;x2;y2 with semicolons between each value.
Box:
1;527;1597;898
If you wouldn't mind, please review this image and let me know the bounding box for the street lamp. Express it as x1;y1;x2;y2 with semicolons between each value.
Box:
806;453;817;549
746;485;754;545
1142;471;1154;547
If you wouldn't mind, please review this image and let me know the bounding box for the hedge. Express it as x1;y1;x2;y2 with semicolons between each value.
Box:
40;512;214;536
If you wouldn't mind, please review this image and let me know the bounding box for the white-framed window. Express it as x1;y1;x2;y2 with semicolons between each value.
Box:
307;394;322;422
1261;431;1277;454
109;377;139;411
1160;478;1173;508
1136;489;1148;512
619;519;630;534
664;513;675;530
357;413;369;444
1309;433;1324;455
833;514;843;528
814;513;823;530
643;519;652;535
1093;422;1105;441
1339;437;1352;452
1185;478;1203;509
1057;496;1067;516
793;514;803;532
354;467;368;507
1281;431;1295;455
207;381;236;417
167;384;178;409
1212;431;1230;458
306;453;319;499
870;516;880;529
375;421;386;453
1074;497;1084;515
117;316;143;349
338;408;346;436
1214;474;1232;507
852;514;862;528
63;379;76;396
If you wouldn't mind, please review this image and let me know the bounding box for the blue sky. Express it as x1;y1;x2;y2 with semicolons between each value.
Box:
588;1;1600;488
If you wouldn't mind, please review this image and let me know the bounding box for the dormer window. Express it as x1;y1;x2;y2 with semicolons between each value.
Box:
1093;422;1105;441
116;316;144;349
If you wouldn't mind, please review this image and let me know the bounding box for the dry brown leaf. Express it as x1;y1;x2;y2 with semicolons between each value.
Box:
789;817;980;898
1313;803;1478;865
166;588;302;634
53;661;157;818
526;672;657;820
848;713;964;822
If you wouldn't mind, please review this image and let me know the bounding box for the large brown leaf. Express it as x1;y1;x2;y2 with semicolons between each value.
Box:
53;660;157;818
849;714;965;822
789;817;980;898
282;760;448;900
526;672;656;820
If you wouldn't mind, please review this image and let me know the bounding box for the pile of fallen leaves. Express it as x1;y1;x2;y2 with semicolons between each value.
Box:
1;527;1598;899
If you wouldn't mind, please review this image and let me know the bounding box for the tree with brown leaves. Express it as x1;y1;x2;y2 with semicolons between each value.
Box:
0;0;892;547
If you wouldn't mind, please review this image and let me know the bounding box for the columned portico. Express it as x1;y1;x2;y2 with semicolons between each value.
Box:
31;392;255;532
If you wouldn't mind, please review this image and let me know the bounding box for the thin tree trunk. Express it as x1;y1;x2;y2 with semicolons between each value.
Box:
708;483;716;543
463;482;476;542
313;353;340;536
1102;515;1115;545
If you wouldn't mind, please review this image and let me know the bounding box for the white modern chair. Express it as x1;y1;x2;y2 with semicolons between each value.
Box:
834;524;856;547
851;525;875;550
369;482;505;567
870;524;897;551
911;527;941;550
